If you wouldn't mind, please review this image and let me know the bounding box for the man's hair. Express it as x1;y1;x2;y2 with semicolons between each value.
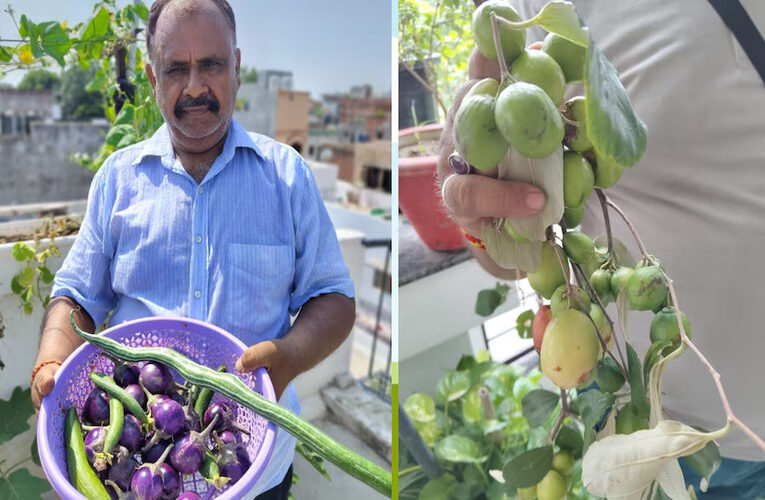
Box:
146;0;237;61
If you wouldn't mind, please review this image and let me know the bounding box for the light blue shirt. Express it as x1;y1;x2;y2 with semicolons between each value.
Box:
52;119;355;494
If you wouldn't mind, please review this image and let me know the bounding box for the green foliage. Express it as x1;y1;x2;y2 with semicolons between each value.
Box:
1;2;161;171
16;69;60;90
475;283;511;317
0;387;34;445
240;65;258;84
398;0;474;119
10;239;58;315
0;469;51;500
400;355;587;499
59;64;104;120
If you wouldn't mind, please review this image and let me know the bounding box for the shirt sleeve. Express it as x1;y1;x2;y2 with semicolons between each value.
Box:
51;163;117;327
288;154;355;315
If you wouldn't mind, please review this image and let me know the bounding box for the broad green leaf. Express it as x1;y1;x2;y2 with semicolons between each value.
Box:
19;15;31;38
516;309;534;339
416;420;441;448
39;266;55;284
435;435;488;464
0;46;12;62
0;387;34;445
475;283;510;316
116;132;138;150
576;389;614;430
482;419;510;435
436;370;471;403
456;354;476;372
585;40;647;168
114;103;136;126
105;124;134;148
0;468;51;500
38;21;71;65
16;266;35;288
683;437;721;493
492;1;588;47
10;275;24;295
626;343;649;419
404;393;436;423
133;2;149;22
462;387;482;423
418;474;456;500
555;423;584;458
521;389;560;427
23;286;34;303
81;7;110;60
23;302;34;315
582;421;729;498
11;242;35;262
643;340;673;387
503;445;553;488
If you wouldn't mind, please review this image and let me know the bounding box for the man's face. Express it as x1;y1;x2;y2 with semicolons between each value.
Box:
146;3;240;152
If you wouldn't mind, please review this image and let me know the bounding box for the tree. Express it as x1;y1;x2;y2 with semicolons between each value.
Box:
59;64;104;121
17;68;60;90
240;65;258;84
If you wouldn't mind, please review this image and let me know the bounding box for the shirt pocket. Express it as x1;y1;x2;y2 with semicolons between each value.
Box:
225;243;294;337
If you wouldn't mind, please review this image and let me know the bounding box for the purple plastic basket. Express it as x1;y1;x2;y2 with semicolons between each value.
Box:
37;316;277;500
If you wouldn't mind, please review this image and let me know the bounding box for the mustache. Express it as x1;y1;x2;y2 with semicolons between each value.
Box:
174;94;220;117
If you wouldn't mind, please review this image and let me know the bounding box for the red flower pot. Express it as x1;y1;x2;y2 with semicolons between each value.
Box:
399;124;465;251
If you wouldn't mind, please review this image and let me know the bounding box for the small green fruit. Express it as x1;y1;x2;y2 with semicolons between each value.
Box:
517;485;537;500
636;256;663;270
509;49;566;106
562;231;594;265
563;205;584;228
595;357;625;393
552;450;575;475
615;404;649;434
472;0;525;63
650;307;691;353
541;309;600;390
562;96;591;152
536;469;567;500
627;265;668;311
495;82;564;159
589;303;613;353
590;151;624;189
550;284;590;315
610;266;635;294
453;91;510;170
527;241;567;299
542;32;586;83
562;151;594;208
590;268;613;303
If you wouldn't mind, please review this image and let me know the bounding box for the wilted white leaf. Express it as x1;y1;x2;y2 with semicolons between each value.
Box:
482;224;544;272
582;420;730;497
617;287;630;343
647;344;685;427
500;146;564;242
489;469;505;483
658;459;690;500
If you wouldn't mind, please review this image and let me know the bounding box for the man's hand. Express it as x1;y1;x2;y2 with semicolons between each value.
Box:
235;339;294;401
235;293;355;401
31;363;60;411
439;44;546;278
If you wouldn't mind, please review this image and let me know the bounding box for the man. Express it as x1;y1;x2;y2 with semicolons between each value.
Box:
30;0;356;497
439;0;765;496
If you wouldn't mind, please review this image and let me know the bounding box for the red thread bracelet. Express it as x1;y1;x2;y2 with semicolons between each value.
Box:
461;228;486;250
31;360;62;387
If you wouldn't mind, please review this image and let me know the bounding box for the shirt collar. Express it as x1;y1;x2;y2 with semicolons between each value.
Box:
131;118;265;169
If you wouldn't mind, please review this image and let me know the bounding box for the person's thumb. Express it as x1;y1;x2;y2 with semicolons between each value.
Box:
33;366;58;410
235;340;279;373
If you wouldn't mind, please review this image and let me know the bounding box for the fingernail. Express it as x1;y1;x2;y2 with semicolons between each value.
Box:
449;153;471;175
526;191;545;210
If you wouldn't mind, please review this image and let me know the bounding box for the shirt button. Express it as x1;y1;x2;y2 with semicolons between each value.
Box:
194;290;201;299
198;186;204;194
195;235;202;243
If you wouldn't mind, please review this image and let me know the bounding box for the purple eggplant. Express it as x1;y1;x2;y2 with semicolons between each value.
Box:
113;361;139;388
107;447;138;492
83;388;110;425
157;462;180;499
130;442;174;500
142;437;172;463
152;398;185;437
140;362;174;395
212;431;251;485
203;402;250;435
177;493;202;500
167;384;189;406
125;384;147;409
169;414;220;475
218;430;239;446
119;414;144;453
84;427;106;465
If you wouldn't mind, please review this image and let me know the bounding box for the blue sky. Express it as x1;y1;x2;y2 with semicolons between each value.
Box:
0;0;392;98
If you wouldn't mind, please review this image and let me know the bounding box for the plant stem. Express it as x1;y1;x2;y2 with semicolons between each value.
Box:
548;391;568;443
601;193;652;262
3;456;31;476
490;13;512;83
663;271;765;455
399;465;422;477
547;228;572;291
595;189;615;262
